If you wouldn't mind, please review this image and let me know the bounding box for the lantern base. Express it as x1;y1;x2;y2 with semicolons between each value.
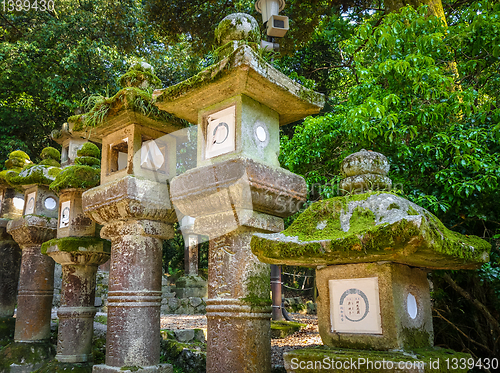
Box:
93;364;172;373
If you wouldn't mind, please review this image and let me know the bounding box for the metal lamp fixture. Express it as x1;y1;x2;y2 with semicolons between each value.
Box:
255;0;289;38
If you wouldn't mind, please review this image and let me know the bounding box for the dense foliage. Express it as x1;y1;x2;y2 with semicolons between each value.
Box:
278;2;500;363
1;0;499;367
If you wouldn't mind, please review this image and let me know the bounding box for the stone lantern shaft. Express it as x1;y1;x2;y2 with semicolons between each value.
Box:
155;13;324;373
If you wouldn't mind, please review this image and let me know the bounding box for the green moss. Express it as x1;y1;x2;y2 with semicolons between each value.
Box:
0;342;55;368
76;143;100;158
119;68;161;89
407;206;419;215
41;147;61;162
284;346;471;373
72;87;184;132
241;264;272;307
41;237;111;255
271;320;306;338
7;164;60;186
402;327;431;349
35;361;93;373
251;192;491;268
40;158;61;167
120;367;142;372
388;203;400;210
5;150;31;169
74;156;100;167
50;165;100;193
94;315;107;325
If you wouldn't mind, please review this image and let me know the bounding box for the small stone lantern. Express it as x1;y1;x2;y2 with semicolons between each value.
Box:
251;150;491;371
4;147;61;367
154;13;324;373
80;63;185;373
51;121;90;167
0;151;28;345
41;142;110;366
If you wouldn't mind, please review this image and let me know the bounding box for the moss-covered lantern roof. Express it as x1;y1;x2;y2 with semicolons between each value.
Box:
251;192;491;270
153;13;325;126
50;142;101;193
0;150;32;187
69;63;188;139
5;147;61;187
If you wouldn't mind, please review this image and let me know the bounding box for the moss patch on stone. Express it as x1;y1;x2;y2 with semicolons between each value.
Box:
251;192;491;269
35;361;93;373
7;164;61;186
77;143;100;158
72;87;186;132
271;320;306;339
41;147;61;163
50;165;100;193
41;236;111;255
241;265;272;307
402;327;432;349
283;346;471;373
0;342;55;369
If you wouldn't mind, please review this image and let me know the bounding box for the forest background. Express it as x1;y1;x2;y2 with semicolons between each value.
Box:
1;0;499;368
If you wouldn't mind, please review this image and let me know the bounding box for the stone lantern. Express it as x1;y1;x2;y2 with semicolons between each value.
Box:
41;142;110;366
154;13;324;373
3;147;61;368
79;63;185;373
0;151;28;345
51;121;90;167
251;150;491;372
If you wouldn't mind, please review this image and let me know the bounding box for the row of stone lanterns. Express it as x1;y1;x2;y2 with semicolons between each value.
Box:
0;13;324;373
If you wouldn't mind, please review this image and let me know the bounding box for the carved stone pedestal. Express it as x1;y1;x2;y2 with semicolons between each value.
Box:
83;176;175;373
0;220;21;345
43;238;110;363
6;215;57;343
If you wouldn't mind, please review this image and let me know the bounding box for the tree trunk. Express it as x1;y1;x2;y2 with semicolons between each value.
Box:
385;0;447;25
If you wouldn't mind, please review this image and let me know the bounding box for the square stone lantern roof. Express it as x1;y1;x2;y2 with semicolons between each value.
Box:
153;45;325;126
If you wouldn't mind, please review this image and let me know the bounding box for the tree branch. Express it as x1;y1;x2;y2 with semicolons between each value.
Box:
443;273;500;340
434;308;494;359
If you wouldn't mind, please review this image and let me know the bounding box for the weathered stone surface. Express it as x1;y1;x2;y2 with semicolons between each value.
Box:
6;215;57;343
251;192;490;269
0;187;25;220
174;329;195;343
283;347;472;373
83;175;176;225
215;13;260;46
341;149;390;177
316;263;433;350
174;276;208;299
54;188;96;238
43;237;110;362
154;45;324;126
171;157;307;221
0;224;21;319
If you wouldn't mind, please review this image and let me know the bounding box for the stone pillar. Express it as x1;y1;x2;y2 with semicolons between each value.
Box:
100;220;170;370
44;241;110;362
0;221;21;344
83;176;175;373
6;215;57;342
205;225;276;373
184;234;199;276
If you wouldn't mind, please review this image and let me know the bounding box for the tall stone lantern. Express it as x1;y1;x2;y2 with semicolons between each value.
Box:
51;121;90;167
251;150;491;372
80;63;185;373
41;142;110;367
0;151;28;345
154;14;324;373
4;147;60;367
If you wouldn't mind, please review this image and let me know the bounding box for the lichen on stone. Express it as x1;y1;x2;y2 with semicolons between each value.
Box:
241;264;272;308
251;192;491;269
